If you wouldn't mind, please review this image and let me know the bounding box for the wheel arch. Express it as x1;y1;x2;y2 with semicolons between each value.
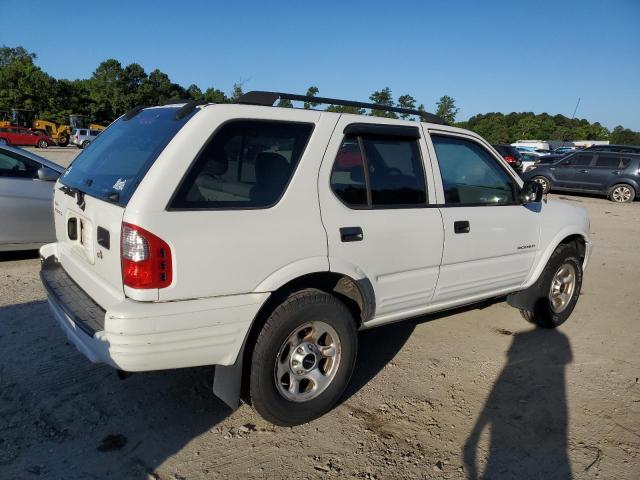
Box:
607;179;639;195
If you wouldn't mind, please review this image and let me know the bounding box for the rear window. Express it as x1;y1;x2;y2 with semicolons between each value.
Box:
595;155;621;168
170;120;314;209
61;107;195;205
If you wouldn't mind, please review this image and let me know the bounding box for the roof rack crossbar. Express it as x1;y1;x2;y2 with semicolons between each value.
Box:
237;91;446;124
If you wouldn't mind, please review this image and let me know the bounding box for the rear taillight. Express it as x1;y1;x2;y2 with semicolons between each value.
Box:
504;155;516;164
121;222;172;289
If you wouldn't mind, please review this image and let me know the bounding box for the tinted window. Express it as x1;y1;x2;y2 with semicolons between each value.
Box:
432;135;516;205
79;130;88;136
563;153;593;166
171;120;313;209
330;133;427;208
595;155;621;168
0;150;39;178
61;107;195;205
363;136;426;206
331;136;367;206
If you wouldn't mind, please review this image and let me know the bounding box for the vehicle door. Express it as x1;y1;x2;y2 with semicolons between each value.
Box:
319;117;444;319
551;152;594;189
425;130;540;303
0;149;57;246
583;154;624;192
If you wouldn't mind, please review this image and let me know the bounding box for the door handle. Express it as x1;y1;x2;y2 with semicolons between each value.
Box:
578;169;590;173
612;170;621;175
454;221;470;234
340;226;363;242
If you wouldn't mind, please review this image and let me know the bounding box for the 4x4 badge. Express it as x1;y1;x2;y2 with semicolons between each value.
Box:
96;250;103;259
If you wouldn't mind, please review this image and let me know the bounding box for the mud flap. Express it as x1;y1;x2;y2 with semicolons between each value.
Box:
507;283;542;312
213;350;244;410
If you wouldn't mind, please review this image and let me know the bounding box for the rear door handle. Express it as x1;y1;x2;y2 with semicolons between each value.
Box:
454;221;470;234
612;170;621;175
340;227;363;242
578;169;590;173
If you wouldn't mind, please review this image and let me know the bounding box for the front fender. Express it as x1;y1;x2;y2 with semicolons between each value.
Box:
523;225;591;289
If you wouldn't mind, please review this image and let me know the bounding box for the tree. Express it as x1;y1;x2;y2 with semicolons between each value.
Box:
203;87;227;103
277;98;293;108
0;45;36;68
610;126;640;145
397;94;416;119
186;84;203;100
325;104;365;115
230;82;244;102
304;86;319;109
435;95;459;124
369;87;397;118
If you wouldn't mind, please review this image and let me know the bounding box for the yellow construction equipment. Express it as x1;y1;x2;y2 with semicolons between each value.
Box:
69;114;107;132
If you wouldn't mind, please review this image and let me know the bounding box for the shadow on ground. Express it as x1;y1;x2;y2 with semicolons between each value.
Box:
463;328;573;479
1;296;572;479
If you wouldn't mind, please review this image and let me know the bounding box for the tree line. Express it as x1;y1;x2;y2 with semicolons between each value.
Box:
1;45;638;145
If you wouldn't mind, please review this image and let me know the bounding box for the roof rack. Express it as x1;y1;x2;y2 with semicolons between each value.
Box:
237;91;446;125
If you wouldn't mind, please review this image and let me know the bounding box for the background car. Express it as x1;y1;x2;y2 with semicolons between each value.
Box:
0;127;55;148
0;145;64;251
552;147;576;155
491;144;523;173
582;144;640;154
70;128;101;148
523;150;640;203
520;152;540;172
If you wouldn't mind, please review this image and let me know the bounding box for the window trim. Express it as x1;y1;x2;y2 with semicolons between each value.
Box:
167;118;315;211
329;130;430;210
427;130;521;207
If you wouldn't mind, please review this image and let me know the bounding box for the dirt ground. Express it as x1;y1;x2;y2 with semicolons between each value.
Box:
1;147;638;479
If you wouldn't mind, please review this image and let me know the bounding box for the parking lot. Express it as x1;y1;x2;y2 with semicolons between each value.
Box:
0;147;639;479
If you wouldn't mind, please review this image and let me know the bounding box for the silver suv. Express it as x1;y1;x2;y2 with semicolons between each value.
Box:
70;128;101;149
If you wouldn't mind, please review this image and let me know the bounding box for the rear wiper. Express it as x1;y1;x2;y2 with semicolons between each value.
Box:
58;184;86;211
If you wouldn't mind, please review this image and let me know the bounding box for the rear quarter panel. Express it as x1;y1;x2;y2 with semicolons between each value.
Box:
126;105;338;301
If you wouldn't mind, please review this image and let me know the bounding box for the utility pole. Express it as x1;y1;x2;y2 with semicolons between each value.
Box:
571;97;581;119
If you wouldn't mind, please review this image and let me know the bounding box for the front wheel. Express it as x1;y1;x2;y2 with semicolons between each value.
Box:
608;183;635;203
37;139;49;148
520;243;583;328
57;135;68;147
249;289;358;426
531;175;551;194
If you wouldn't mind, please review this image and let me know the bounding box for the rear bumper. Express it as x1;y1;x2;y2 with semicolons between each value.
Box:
40;248;268;372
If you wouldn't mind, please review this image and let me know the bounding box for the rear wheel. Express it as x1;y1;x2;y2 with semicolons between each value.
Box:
249;289;358;426
81;140;91;149
531;175;551;194
37;139;49;148
57;135;68;147
608;183;635;203
520;243;583;328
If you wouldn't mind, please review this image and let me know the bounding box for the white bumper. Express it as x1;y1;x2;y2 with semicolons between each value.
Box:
42;248;268;372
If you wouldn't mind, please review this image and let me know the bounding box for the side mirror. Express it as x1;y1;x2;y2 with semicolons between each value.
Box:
37;166;60;181
520;179;543;204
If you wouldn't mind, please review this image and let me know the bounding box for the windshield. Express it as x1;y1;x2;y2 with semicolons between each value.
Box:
60;107;195;205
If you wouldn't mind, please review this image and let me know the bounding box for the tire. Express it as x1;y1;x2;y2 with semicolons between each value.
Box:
520;243;583;328
531;175;551;194
608;183;635;203
249;288;358;426
57;135;68;147
37;139;49;149
81;140;91;149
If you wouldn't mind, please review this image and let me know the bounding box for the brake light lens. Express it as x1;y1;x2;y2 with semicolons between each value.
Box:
121;223;172;289
504;155;516;164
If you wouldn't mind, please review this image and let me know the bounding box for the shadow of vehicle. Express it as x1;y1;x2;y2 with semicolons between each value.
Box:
0;250;40;262
463;328;573;479
0;300;233;479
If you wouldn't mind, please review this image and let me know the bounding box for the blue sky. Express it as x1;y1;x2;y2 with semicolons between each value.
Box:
2;0;639;129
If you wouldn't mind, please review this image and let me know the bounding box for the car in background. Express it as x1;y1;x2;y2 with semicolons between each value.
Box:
0;127;55;148
523;150;640;203
520;152;540;172
70;128;101;149
512;141;551;151
491;144;523;173
583;144;640;154
552;147;576;155
0;145;64;251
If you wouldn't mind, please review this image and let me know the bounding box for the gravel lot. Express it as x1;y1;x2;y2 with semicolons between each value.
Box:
1;147;638;479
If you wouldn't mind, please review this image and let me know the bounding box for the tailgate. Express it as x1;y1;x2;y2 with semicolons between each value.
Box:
53;185;125;310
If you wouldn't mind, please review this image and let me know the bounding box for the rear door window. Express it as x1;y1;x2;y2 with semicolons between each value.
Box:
170;120;314;209
61;107;195;205
0;150;39;178
595;155;621;168
330;132;427;208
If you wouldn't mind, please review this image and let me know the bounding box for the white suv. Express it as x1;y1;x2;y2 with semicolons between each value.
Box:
40;92;591;425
